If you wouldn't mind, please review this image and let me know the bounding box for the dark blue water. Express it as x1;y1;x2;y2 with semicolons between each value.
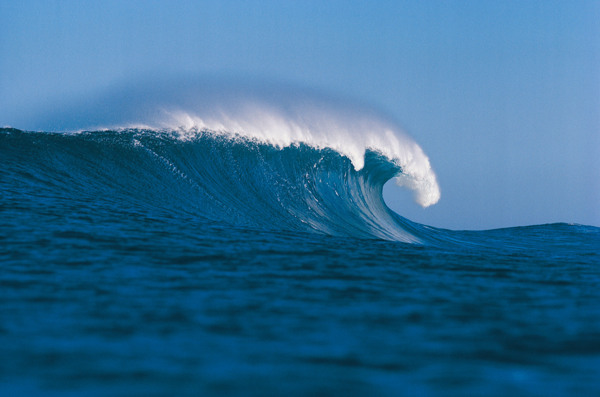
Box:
2;128;599;396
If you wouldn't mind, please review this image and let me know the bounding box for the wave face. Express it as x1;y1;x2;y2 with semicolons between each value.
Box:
0;127;436;243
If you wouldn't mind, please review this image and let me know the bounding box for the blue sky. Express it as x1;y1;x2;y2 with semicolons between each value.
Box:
1;0;598;229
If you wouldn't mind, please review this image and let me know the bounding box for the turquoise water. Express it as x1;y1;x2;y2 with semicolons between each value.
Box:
1;128;599;396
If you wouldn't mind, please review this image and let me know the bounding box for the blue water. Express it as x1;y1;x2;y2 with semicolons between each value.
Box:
1;127;599;396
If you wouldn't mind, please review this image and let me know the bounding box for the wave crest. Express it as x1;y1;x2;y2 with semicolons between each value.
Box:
24;80;440;208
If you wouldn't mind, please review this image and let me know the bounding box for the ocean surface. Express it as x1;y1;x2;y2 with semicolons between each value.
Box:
1;127;599;396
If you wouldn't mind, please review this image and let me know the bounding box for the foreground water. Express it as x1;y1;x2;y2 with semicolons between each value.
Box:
1;128;599;396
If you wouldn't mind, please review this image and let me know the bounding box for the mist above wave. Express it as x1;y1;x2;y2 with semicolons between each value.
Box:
24;77;440;207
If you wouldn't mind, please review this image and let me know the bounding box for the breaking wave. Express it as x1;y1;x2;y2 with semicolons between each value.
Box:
1;127;437;243
2;80;445;242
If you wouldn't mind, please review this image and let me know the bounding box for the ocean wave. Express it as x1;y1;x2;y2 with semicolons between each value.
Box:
1;128;431;242
2;126;598;249
22;80;440;208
